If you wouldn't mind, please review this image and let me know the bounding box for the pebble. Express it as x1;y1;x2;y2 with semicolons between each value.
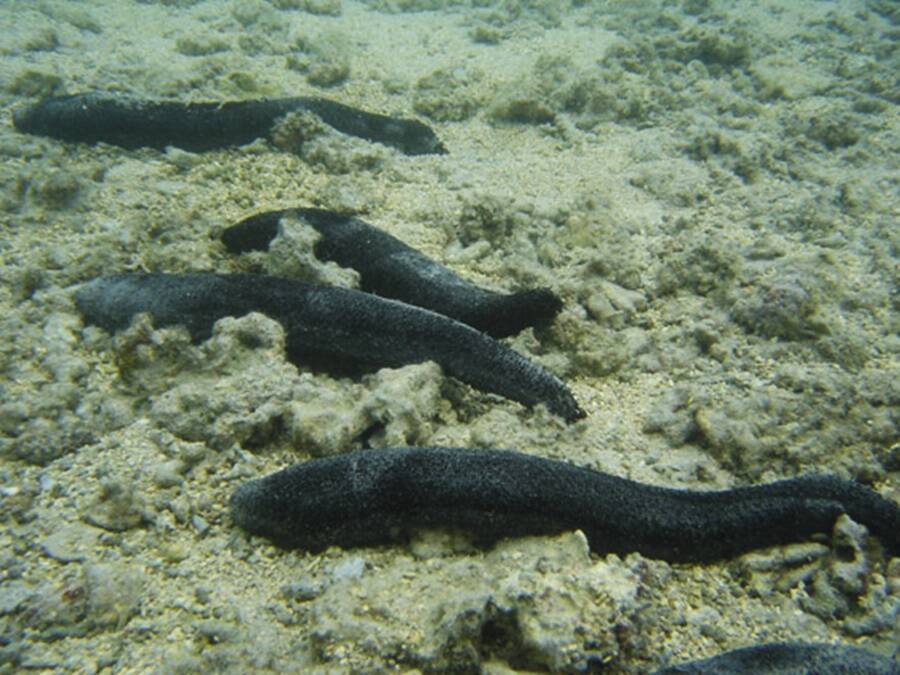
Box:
193;619;240;644
83;563;144;628
601;280;646;314
191;514;210;536
0;580;34;615
332;557;366;582
281;580;322;602
81;479;147;532
152;460;184;488
40;523;102;563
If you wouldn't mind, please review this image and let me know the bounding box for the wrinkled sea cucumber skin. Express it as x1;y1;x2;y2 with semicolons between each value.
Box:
230;446;900;562
74;273;584;421
221;208;563;338
651;642;898;674
13;92;446;155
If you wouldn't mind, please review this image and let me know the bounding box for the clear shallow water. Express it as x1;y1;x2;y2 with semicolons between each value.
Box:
0;0;897;671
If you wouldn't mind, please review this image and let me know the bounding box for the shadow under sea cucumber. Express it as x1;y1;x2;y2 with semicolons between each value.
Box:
12;92;446;155
74;273;584;422
221;207;563;338
230;446;900;562
650;641;898;674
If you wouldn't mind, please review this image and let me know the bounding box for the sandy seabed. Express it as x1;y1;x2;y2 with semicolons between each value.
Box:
0;0;897;672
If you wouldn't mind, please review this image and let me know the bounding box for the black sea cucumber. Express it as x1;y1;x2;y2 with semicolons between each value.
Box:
650;642;898;674
13;92;445;155
74;274;584;421
221;207;563;338
230;446;900;561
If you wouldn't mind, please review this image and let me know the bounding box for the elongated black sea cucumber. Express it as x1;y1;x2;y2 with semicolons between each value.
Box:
230;446;900;561
74;274;584;422
650;642;898;674
221;207;563;338
13;92;445;155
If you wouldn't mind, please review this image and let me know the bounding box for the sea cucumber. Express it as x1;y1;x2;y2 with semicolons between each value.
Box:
221;207;562;337
74;273;584;421
651;642;898;674
229;446;900;561
13;92;445;155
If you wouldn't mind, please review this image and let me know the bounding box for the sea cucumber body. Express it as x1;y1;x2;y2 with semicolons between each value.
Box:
74;274;583;421
651;642;898;674
230;447;900;561
222;208;562;338
13;93;445;155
